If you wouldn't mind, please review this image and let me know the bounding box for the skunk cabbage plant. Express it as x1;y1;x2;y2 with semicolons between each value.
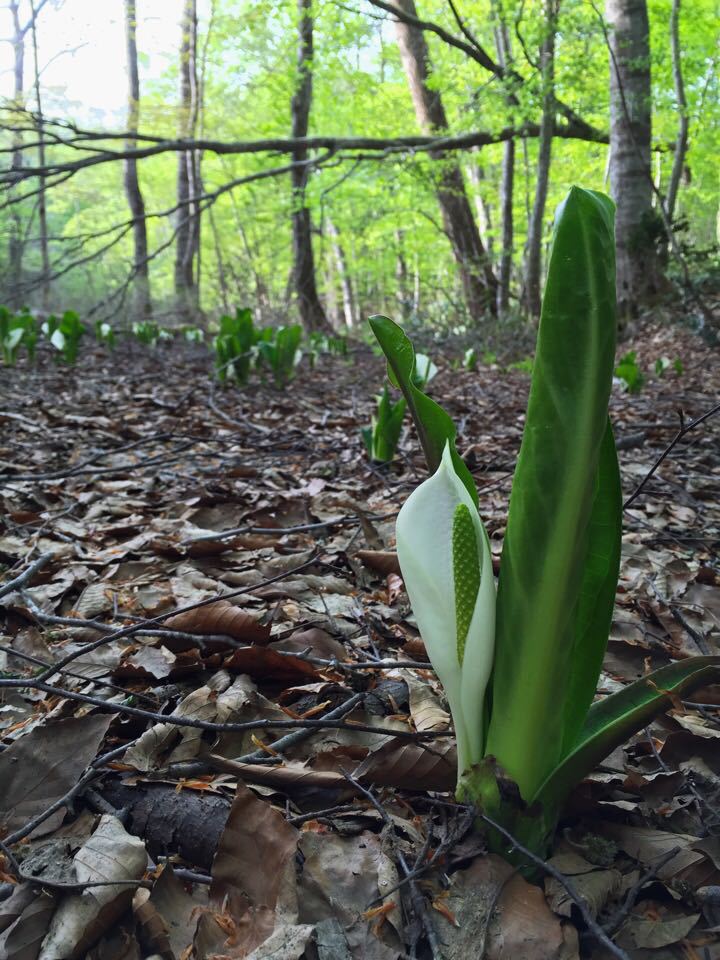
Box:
369;187;720;858
362;386;406;463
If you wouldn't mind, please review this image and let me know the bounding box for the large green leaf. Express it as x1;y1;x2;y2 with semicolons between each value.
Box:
531;656;720;841
368;315;477;505
561;418;622;755
484;187;618;801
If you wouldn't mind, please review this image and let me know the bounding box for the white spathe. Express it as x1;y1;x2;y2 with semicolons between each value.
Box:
395;442;496;779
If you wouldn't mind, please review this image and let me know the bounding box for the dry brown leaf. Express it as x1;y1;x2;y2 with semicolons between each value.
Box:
146;864;203;958
207;754;354;791
434;854;579;960
355;550;401;576
404;673;451;733
0;715;112;836
164;599;271;645
222;645;320;682
297;829;402;958
401;636;429;661
197;783;300;958
0;887;57;959
353;736;456;791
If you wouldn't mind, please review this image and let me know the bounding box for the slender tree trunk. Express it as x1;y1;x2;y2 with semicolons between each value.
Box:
228;189;271;322
394;228;412;322
392;0;497;321
291;0;330;332
413;254;421;314
522;0;557;319
174;0;200;319
327;218;356;328
496;139;515;316
467;153;494;263
606;0;658;315
664;0;688;223
123;0;152;318
8;1;25;308
29;2;50;312
492;16;515;317
208;208;230;314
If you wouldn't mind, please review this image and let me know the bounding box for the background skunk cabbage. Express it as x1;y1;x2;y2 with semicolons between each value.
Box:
369;186;720;859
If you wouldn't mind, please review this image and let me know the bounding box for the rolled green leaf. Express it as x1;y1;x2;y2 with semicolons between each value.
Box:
484;187;620;801
368;315;477;505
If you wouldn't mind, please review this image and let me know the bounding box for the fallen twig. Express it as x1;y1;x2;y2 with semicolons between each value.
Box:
477;812;631;960
0;551;53;599
623;400;720;510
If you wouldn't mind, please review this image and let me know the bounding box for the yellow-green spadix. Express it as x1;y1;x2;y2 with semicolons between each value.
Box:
395;442;495;780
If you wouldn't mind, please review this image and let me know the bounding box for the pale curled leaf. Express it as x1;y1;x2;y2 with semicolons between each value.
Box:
38;816;147;960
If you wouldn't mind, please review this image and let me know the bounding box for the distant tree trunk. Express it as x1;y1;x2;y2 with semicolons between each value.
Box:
174;0;200;319
291;0;330;332
522;0;557;319
664;0;688;223
208;208;230;314
123;0;152;318
494;18;515;317
394;229;412;322
322;239;341;328
7;1;26;308
327;219;356;328
28;2;50;312
467;154;494;263
606;0;658;315
392;0;497;321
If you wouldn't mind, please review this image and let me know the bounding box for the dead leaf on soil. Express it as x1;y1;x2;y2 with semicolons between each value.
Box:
37;815;147;960
0;715;112;836
164;599;271;645
353;736;456;791
194;783;299;958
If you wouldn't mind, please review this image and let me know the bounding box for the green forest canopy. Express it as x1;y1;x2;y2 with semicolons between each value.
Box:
0;0;718;328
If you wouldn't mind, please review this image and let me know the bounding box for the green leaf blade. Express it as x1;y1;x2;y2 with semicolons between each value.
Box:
532;656;720;837
368;315;477;505
485;187;619;801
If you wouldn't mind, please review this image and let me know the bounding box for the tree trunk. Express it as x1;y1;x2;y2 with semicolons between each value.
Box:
467;154;494;263
291;0;330;332
392;0;497;321
394;229;412;322
522;0;557;319
327;219;356;328
208;208;230;315
664;0;688;223
606;0;658;315
493;18;515;317
29;2;50;312
7;1;25;308
174;0;200;319
123;0;152;318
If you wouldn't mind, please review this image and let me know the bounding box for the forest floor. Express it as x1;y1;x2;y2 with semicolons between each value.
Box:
0;319;719;960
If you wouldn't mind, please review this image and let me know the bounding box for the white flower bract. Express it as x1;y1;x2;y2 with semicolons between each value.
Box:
395;442;496;779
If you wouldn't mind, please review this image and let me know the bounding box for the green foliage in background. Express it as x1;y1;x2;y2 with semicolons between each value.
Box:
257;323;303;388
615;350;645;393
1;0;716;323
45;310;85;364
361;386;407;463
214;308;259;383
